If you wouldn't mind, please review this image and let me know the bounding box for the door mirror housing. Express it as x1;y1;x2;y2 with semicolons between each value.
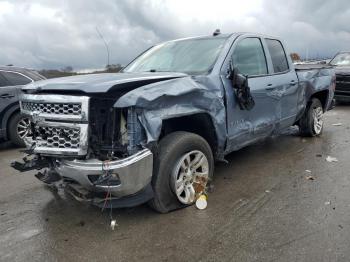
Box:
227;61;255;111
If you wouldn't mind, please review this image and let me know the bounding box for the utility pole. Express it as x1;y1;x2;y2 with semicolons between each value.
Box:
96;26;110;68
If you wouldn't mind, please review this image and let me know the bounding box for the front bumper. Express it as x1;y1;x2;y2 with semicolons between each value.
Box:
55;149;153;198
334;94;350;102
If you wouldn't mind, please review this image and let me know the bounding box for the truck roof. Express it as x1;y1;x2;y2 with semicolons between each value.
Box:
166;32;282;43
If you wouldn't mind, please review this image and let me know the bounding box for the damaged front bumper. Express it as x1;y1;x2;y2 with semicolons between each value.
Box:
13;149;154;208
56;149;153;197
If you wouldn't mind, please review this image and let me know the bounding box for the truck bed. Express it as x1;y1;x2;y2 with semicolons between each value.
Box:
294;64;335;110
295;63;333;71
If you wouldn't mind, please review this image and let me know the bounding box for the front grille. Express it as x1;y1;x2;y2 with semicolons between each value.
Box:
20;94;90;156
336;74;350;93
22;102;82;115
35;126;81;149
336;75;350;82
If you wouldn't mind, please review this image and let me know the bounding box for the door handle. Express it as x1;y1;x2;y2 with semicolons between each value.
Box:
265;84;275;91
0;94;15;99
290;80;297;86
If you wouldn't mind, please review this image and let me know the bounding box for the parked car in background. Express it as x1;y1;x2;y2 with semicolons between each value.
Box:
329;52;350;103
0;66;45;146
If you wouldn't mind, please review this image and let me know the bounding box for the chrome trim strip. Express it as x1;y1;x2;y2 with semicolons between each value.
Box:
0;70;34;83
20;94;89;122
62;149;152;169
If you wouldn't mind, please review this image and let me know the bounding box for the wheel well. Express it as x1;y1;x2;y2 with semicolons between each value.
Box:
311;90;329;110
160;114;218;156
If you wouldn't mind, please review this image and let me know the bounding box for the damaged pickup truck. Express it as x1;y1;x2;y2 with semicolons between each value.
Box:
12;32;336;213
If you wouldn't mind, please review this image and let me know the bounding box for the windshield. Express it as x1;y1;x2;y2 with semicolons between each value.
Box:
330;52;350;66
124;37;228;75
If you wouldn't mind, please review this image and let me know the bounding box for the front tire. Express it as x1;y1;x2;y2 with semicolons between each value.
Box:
149;131;214;213
8;112;31;147
298;98;324;137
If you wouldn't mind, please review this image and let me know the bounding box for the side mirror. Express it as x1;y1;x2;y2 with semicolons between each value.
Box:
227;61;255;111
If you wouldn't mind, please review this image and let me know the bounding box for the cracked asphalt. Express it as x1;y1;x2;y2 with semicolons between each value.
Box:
0;106;349;262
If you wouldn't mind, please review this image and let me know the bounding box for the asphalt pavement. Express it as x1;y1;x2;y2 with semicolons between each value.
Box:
0;106;349;262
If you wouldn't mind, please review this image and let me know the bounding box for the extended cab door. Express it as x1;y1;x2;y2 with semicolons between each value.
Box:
262;38;299;129
221;36;281;152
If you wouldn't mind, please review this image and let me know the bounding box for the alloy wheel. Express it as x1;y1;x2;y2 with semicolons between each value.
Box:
171;150;209;204
313;106;323;134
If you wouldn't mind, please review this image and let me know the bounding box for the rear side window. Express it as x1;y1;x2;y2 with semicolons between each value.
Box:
266;39;289;73
0;73;9;87
1;71;32;86
232;38;268;76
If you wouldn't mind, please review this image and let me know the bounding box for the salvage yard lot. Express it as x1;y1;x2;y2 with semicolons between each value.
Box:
1;106;350;262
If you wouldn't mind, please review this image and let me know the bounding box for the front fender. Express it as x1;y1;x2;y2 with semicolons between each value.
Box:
114;77;227;153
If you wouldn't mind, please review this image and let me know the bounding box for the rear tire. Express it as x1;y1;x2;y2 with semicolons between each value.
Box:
298;98;324;137
148;131;214;213
8;112;30;147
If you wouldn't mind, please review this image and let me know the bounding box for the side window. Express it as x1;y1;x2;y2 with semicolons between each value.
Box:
232;38;268;76
1;71;32;86
265;39;289;73
0;73;9;87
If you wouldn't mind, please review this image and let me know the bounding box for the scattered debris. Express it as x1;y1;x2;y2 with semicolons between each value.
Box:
302;139;307;143
305;170;312;173
265;190;271;193
110;220;117;230
306;175;315;181
339;225;343;229
332;123;343;126
78;221;85;227
296;148;304;153
195;195;208;210
326;156;338;162
193;176;208;196
324;201;331;205
316;154;322;157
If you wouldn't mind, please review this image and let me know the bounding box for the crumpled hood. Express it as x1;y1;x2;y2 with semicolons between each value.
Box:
334;66;350;76
22;72;187;93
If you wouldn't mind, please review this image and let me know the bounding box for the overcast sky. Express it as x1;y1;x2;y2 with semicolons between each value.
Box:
0;0;349;70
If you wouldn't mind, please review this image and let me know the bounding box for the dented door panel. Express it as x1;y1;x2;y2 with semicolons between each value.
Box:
222;75;280;153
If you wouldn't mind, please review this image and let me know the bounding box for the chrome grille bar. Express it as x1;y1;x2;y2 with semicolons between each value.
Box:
20;94;89;122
